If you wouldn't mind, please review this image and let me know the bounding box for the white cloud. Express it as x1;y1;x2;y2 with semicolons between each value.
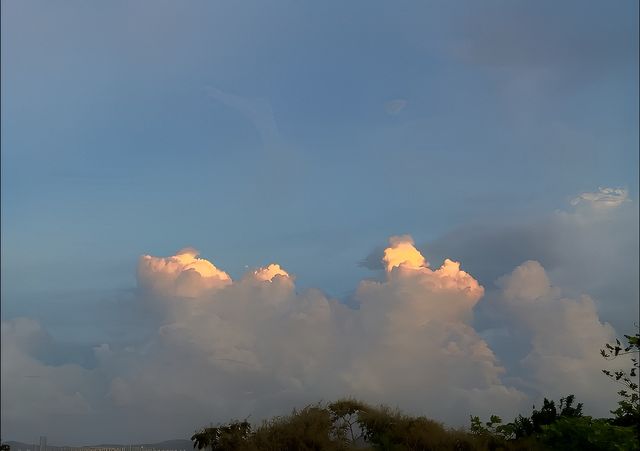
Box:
253;263;290;282
494;261;620;416
343;239;522;420
1;319;98;442
1;237;627;443
136;248;231;315
99;240;524;433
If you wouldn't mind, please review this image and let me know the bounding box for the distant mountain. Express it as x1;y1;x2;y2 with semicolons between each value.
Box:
4;440;192;450
5;442;35;450
143;441;192;450
95;441;192;450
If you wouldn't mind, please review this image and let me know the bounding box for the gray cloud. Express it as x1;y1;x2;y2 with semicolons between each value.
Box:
450;2;638;76
423;191;638;333
485;261;623;416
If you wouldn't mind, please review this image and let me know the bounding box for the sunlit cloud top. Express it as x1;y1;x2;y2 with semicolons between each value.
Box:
141;247;231;281
254;263;290;281
383;235;428;271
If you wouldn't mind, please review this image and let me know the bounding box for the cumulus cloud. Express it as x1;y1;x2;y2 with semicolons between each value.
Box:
138;247;231;300
253;263;290;282
383;234;428;270
116;241;516;430
491;261;621;416
1;319;100;443
343;237;520;419
1;236;628;443
421;187;638;334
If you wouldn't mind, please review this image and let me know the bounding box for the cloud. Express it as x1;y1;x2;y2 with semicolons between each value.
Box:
137;247;231;299
421;188;638;333
117;242;513;430
444;2;638;121
1;235;629;443
342;238;520;419
253;263;290;282
1;319;99;443
570;187;630;209
205;87;280;149
449;2;638;78
384;98;407;115
490;261;621;416
383;234;427;270
497;260;554;302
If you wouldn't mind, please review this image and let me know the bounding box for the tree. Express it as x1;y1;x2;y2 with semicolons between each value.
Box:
191;420;252;451
191;426;217;451
250;404;344;450
327;398;368;445
471;394;583;441
539;417;637;451
601;328;639;431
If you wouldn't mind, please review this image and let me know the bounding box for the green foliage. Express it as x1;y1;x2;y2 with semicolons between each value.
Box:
189;396;639;451
251;404;343;451
509;415;534;440
539;416;637;451
356;405;456;450
327;398;369;445
472;394;639;450
472;394;584;441
0;442;10;451
467;327;640;450
191;420;252;451
192;400;550;450
601;328;639;434
469;414;514;440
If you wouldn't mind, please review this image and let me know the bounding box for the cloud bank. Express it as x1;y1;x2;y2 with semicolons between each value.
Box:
2;229;627;444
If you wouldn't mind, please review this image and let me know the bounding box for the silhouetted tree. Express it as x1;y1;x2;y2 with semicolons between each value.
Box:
601;328;639;435
250;404;343;450
191;420;252;451
327;398;368;445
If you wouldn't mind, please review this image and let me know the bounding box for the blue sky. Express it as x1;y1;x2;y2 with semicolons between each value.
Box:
1;1;638;443
3;1;637;298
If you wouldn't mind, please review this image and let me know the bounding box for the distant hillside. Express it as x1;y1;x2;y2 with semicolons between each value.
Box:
96;441;192;450
5;442;36;450
5;440;192;450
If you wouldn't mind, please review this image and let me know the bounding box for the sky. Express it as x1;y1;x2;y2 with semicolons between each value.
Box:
1;0;638;445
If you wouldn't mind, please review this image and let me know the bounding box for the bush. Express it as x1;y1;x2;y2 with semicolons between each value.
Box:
191;396;638;450
540;416;637;451
250;405;344;451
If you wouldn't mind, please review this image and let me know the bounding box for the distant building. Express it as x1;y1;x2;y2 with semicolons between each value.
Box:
39;437;46;451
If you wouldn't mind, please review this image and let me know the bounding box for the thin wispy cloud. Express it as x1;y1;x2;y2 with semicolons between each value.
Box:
384;98;407;115
205;86;280;150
